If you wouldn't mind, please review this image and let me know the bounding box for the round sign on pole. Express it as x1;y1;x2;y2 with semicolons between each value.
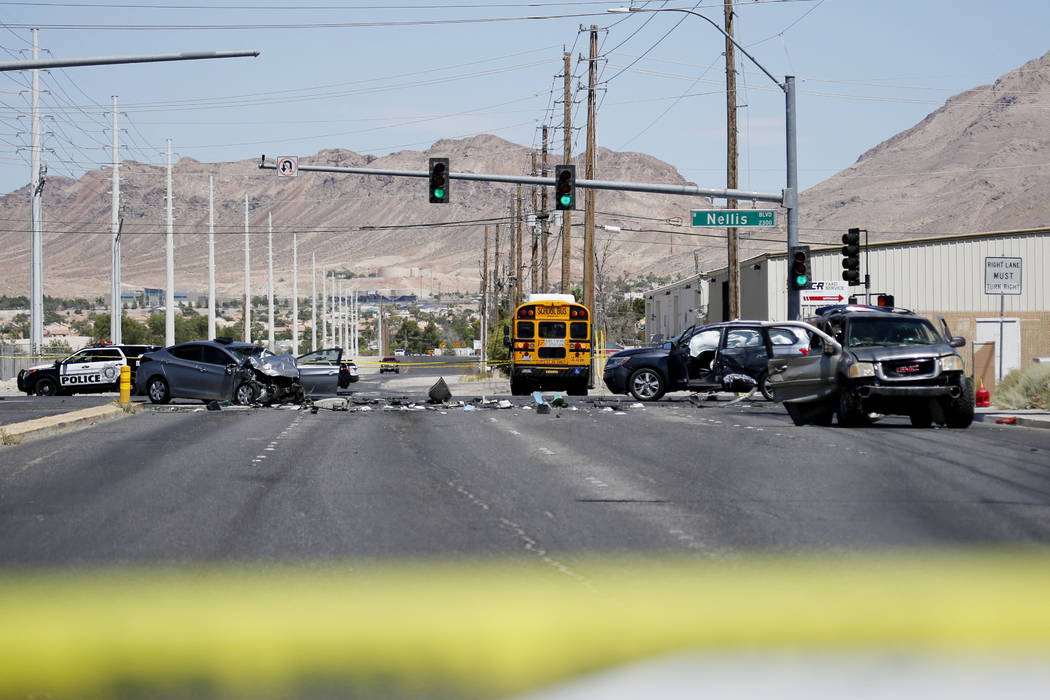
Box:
276;156;298;177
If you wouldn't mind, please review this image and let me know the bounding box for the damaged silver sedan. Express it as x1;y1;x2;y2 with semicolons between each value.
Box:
134;338;305;406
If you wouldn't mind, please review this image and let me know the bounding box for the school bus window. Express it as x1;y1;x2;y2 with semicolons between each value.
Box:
570;322;588;340
516;321;534;338
538;322;566;339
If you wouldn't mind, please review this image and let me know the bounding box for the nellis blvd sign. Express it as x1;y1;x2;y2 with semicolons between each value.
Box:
691;210;776;227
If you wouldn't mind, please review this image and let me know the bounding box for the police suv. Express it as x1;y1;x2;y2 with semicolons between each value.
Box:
17;342;160;396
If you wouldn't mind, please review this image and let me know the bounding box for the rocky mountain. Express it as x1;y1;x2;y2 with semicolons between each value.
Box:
798;50;1050;241
3;49;1050;301
0;134;707;300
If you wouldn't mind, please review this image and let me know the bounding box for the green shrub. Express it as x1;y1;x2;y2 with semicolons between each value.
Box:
993;363;1050;410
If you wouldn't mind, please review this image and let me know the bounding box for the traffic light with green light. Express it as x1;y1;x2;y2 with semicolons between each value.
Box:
554;164;576;210
789;245;811;290
429;158;449;203
842;228;861;285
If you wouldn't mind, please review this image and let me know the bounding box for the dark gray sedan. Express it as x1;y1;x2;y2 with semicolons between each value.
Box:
135;338;303;405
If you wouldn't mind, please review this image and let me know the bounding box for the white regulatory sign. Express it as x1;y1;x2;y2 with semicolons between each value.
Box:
984;257;1022;295
276;156;298;177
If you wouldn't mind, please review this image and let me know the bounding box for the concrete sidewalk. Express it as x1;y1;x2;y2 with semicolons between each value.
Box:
974;407;1050;430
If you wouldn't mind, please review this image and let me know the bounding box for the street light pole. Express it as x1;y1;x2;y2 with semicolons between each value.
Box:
608;6;801;320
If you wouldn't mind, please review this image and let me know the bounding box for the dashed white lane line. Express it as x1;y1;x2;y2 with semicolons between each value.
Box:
249;416;304;466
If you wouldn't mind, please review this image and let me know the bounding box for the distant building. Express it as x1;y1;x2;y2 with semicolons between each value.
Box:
143;288;163;307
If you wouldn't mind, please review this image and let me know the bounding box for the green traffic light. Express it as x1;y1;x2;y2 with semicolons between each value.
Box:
559;194;572;207
433;188;445;199
796;275;809;287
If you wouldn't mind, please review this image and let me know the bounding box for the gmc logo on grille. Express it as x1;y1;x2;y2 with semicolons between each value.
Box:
895;364;922;375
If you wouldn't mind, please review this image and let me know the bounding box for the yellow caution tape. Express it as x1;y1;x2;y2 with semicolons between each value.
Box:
1;552;1049;698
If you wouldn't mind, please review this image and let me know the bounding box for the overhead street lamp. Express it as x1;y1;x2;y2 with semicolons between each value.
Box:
608;6;801;320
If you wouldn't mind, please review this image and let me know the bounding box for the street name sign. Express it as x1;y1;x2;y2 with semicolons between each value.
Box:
691;210;776;227
800;280;848;306
984;257;1022;295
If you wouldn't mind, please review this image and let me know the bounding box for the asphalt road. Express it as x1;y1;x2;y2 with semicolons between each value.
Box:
0;393;114;428
2;367;1050;567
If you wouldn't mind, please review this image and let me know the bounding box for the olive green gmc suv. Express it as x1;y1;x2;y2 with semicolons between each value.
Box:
765;306;974;428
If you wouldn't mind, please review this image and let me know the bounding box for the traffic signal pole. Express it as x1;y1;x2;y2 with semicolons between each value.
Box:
259;157;784;204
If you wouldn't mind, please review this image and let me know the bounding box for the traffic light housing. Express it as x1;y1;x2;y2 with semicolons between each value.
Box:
554;164;576;211
428;157;449;203
788;245;811;290
841;227;861;285
876;294;894;307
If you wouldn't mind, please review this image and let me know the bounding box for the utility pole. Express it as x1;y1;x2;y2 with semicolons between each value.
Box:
561;50;572;294
208;175;216;340
29;29;43;356
725;0;740;320
507;203;516;311
493;223;501;325
481;224;489;367
583;25;598;314
311;252;317;352
165;138;174;347
243;194;250;343
541;125;550;293
110;96;122;343
321;265;327;347
530;152;539;296
292;232;299;354
514;184;523;309
267;213;274;350
377;295;384;357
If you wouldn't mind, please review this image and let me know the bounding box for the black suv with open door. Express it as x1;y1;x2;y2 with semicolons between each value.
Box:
602;321;810;401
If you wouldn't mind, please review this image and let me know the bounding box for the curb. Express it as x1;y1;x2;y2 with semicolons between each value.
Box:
974;411;1050;430
0;401;141;446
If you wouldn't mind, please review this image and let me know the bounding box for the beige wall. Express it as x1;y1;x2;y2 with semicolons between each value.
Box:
921;310;1049;387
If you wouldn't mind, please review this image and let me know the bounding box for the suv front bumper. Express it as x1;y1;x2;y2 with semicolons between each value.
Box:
857;384;961;399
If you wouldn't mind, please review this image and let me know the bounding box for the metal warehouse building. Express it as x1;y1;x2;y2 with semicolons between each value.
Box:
644;227;1049;389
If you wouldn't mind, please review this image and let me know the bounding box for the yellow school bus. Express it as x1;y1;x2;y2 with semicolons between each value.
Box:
504;294;591;396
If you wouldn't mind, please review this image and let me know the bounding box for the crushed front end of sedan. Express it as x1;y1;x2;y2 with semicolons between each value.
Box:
245;352;305;405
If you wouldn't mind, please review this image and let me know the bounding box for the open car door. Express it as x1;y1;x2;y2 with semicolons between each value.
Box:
296;347;342;396
765;321;842;403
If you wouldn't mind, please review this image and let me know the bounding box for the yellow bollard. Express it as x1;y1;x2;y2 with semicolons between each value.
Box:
119;365;131;404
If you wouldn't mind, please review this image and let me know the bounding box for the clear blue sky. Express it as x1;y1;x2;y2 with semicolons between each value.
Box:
1;0;1048;199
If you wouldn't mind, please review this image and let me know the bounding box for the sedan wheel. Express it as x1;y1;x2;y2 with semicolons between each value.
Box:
147;377;170;405
628;367;665;401
234;381;256;406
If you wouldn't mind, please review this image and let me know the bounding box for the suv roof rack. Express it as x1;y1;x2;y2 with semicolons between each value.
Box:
213;336;234;344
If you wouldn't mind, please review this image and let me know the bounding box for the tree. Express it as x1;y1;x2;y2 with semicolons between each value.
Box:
90;314;151;344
